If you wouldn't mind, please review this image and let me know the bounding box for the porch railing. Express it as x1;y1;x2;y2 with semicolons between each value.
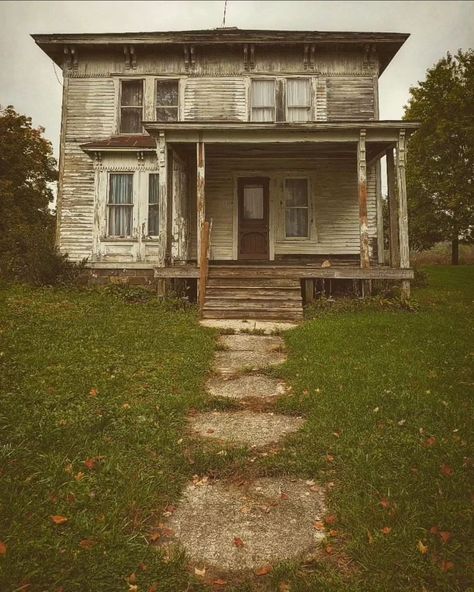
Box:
199;219;212;313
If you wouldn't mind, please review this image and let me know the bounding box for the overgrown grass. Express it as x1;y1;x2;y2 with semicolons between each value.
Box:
1;267;473;592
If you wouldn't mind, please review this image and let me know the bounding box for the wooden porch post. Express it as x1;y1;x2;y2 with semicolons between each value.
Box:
196;139;205;263
396;129;410;301
387;148;401;268
376;158;384;264
357;129;371;270
157;132;168;295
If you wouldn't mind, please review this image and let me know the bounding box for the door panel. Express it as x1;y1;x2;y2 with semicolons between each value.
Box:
238;177;269;260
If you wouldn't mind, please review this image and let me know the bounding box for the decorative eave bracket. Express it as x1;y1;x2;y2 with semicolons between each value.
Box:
64;46;78;71
243;44;255;71
124;45;137;70
303;44;316;70
184;45;196;71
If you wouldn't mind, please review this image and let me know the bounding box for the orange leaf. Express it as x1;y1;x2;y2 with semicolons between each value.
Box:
379;498;391;509
429;526;439;535
441;464;454;477
326;454;335;463
313;521;325;531
0;541;6;555
439;531;452;544
138;562;147;572
440;560;454;572
51;515;68;525
425;436;437;447
89;387;98;397
84;458;96;470
325;544;334;555
212;579;227;586
127;573;137;584
148;532;161;543
381;527;392;535
329;529;338;537
79;539;96;549
325;514;337;526
255;565;272;576
417;540;428;554
233;537;245;548
280;493;289;500
75;472;85;481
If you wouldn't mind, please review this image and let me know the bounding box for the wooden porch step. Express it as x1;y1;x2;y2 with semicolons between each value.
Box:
206;287;302;299
201;309;303;321
207;277;301;288
204;299;302;310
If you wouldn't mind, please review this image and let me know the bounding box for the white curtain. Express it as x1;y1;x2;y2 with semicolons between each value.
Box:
285;178;309;237
287;79;311;123
251;80;275;122
108;174;133;237
243;186;264;219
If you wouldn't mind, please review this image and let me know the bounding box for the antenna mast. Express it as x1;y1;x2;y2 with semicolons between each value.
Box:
222;0;228;27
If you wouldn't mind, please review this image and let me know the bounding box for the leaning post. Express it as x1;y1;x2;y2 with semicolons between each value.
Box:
396;129;410;302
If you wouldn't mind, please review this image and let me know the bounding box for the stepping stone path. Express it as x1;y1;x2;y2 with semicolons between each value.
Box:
160;326;326;577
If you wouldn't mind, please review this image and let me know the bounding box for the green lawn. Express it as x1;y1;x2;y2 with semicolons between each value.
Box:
0;267;473;592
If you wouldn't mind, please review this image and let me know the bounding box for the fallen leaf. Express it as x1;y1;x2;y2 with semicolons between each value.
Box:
129;586;138;592
255;565;273;576
163;504;176;516
79;539;96;549
84;458;96;470
279;582;291;592
138;562;148;572
194;567;206;577
367;530;374;544
324;514;337;526
379;498;391;509
326;454;335;463
440;559;454;572
280;493;289;500
74;472;85;481
332;432;341;438
381;527;392;535
325;544;334;554
64;463;73;474
233;537;245;548
127;573;137;585
417;540;428;555
207;429;215;434
429;526;439;535
0;541;6;555
425;436;437;447
441;464;454;477
439;531;452;544
148;532;160;543
212;579;227;586
313;521;325;531
51;515;68;525
148;586;158;592
89;387;98;397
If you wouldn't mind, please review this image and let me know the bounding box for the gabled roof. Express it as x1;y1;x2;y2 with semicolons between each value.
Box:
32;28;409;75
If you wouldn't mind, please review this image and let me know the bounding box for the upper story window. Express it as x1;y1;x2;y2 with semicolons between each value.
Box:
251;79;275;122
107;173;134;237
156;80;179;121
287;79;311;122
120;80;144;133
284;178;309;238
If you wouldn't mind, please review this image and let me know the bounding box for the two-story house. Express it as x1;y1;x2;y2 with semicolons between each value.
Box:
33;28;418;321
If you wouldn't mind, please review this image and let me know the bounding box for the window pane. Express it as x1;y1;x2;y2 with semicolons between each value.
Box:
156;80;178;106
109;174;133;204
286;208;308;238
156;107;178;122
121;80;143;106
252;108;274;122
287;107;310;123
108;206;132;236
148;174;160;235
243;186;264;219
287;79;310;107
285;179;308;207
251;80;275;108
120;108;143;133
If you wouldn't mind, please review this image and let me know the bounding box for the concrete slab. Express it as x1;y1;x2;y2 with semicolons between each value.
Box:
206;374;287;400
200;319;298;334
213;350;287;377
189;411;305;447
166;477;326;572
218;334;284;352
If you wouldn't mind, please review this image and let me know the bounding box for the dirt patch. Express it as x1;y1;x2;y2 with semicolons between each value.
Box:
200;319;298;333
214;350;287;377
218;334;284;353
189;411;305;447
206;374;287;400
165;477;326;572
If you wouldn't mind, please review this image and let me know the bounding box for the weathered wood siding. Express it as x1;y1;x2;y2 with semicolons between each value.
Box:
326;77;375;120
183;78;247;121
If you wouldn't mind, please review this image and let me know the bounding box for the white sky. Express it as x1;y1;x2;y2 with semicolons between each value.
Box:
1;0;473;158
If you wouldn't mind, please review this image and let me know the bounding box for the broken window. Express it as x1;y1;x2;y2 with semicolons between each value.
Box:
107;173;134;237
251;79;275;122
156;80;179;121
287;78;311;122
284;178;309;238
148;173;160;235
120;80;144;133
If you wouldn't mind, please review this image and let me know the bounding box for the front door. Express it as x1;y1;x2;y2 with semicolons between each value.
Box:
238;177;269;260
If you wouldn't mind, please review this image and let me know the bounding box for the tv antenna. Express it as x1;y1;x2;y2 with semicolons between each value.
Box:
222;0;228;28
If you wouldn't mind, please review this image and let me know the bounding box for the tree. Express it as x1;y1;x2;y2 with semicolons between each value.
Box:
404;50;474;264
0;105;77;283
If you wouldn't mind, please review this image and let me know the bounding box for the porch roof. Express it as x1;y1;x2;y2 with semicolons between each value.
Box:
144;120;419;144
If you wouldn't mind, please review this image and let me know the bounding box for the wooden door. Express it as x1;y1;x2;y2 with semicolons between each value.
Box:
238;177;269;260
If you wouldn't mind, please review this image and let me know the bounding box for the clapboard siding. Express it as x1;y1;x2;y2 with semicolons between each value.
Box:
184;78;247;121
205;156;377;260
60;78;115;261
326;77;375;120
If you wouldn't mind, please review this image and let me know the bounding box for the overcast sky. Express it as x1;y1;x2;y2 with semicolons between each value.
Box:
1;0;473;158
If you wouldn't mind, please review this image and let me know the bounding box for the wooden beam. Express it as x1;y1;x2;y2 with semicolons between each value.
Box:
196;139;205;262
375;158;384;264
357;129;370;269
157;132;168;268
387;148;400;268
396;129;410;301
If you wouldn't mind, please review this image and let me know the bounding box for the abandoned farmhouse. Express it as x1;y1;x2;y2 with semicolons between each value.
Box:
33;28;418;320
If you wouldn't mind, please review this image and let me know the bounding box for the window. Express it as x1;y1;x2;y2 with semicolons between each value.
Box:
284;178;309;238
107;173;134;237
287;79;311;122
148;173;160;235
156;80;179;121
251;79;275;122
120;80;143;133
243;185;264;219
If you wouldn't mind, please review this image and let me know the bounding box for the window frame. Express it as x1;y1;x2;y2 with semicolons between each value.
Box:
118;78;145;135
285;77;312;123
283;176;311;240
250;78;276;122
106;172;135;238
155;78;180;122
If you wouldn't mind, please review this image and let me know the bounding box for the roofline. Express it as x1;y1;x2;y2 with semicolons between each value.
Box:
143;120;420;131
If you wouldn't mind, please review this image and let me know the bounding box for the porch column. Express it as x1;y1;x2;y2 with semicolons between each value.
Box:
157;132;168;267
357;129;370;269
387;148;400;268
376;158;384;264
196;139;205;263
396;129;410;300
